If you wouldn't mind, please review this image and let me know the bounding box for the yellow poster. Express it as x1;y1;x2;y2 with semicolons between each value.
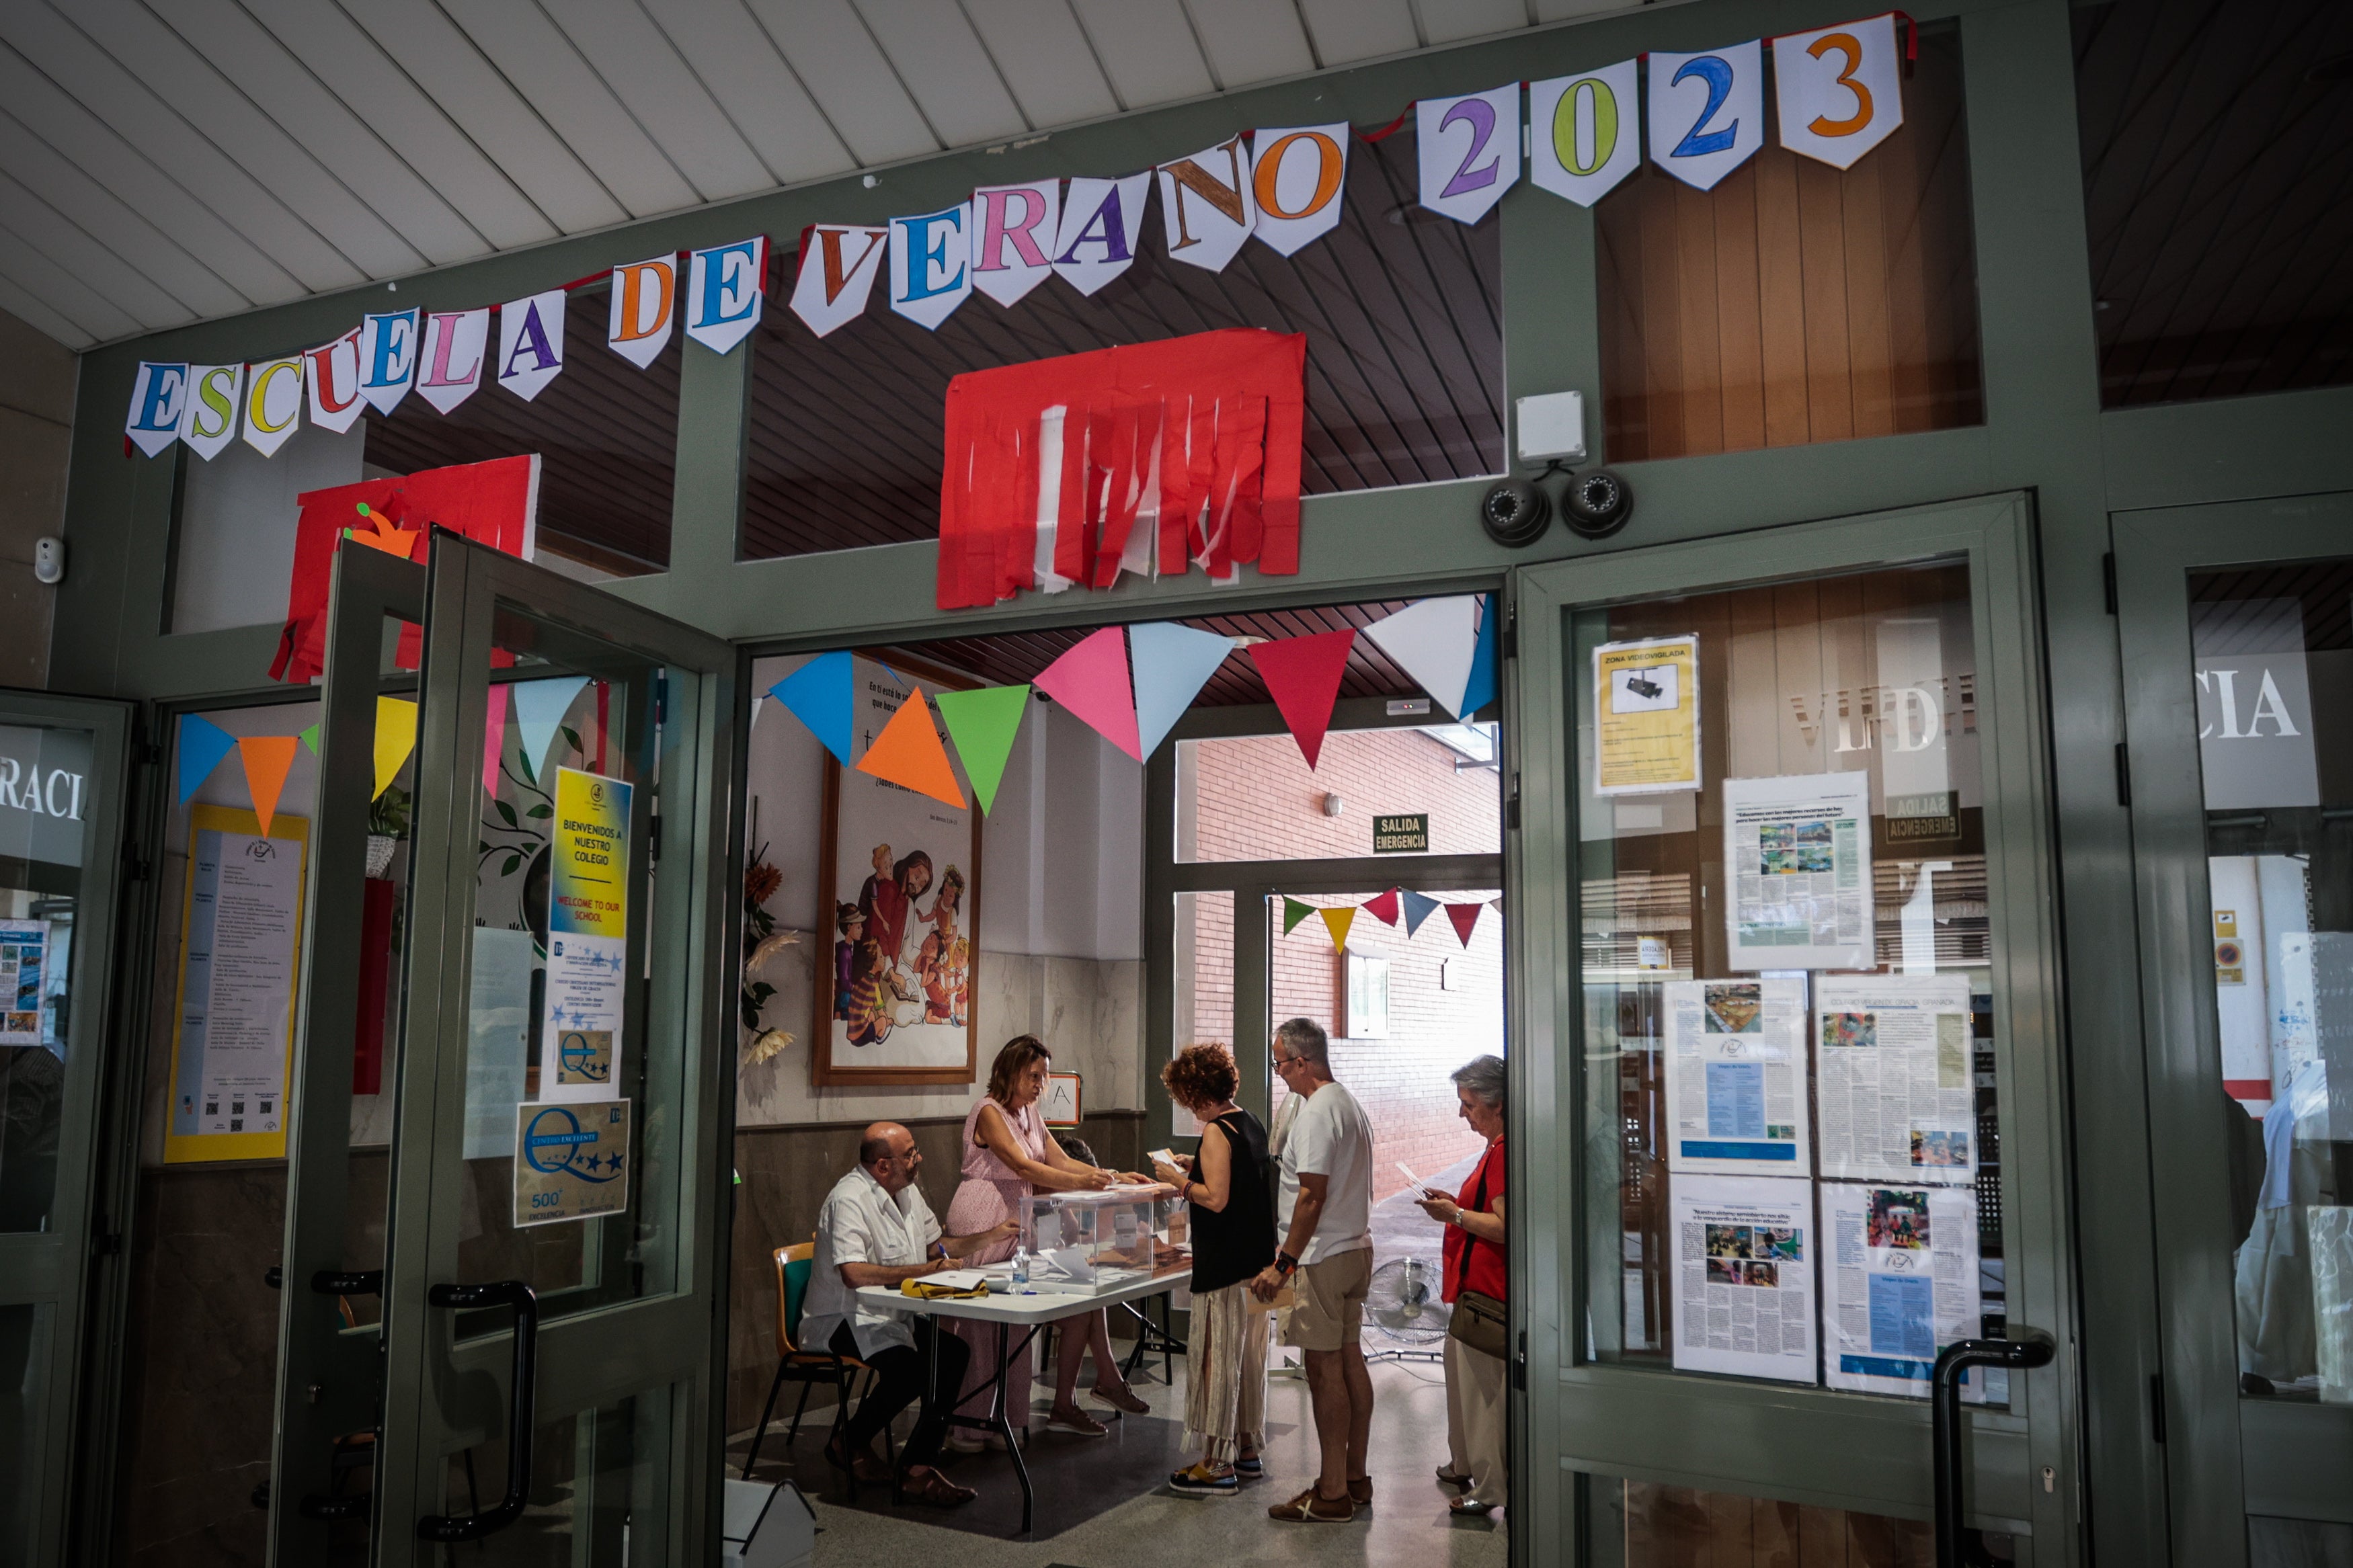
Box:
542;766;632;1105
1595;635;1700;795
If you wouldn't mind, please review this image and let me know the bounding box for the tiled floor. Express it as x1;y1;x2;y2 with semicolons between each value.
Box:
734;1351;1509;1568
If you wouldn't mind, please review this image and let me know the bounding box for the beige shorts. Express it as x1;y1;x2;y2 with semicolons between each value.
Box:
1283;1247;1373;1352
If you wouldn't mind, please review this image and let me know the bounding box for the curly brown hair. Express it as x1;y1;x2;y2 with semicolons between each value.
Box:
986;1034;1053;1106
1161;1043;1240;1112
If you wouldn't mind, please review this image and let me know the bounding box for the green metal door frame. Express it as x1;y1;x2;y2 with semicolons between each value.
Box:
1510;494;2078;1557
2112;491;2353;1563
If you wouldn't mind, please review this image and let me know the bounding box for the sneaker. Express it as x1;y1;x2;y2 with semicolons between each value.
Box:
1169;1462;1239;1496
1044;1406;1109;1438
1268;1485;1355;1523
1349;1475;1373;1505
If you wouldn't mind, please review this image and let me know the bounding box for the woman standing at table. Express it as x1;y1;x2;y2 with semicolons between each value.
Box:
944;1035;1154;1444
1416;1054;1509;1516
1153;1044;1275;1495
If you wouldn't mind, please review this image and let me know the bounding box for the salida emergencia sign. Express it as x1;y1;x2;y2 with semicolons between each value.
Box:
1373;813;1430;853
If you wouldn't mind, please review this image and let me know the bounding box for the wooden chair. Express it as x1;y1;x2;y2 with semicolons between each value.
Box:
740;1243;889;1484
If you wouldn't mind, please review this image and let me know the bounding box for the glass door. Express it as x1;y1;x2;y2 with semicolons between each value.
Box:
0;692;133;1567
286;531;737;1565
2114;495;2353;1564
1510;497;2077;1564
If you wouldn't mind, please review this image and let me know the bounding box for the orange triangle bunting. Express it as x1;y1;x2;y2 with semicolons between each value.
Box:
238;735;301;838
854;688;966;808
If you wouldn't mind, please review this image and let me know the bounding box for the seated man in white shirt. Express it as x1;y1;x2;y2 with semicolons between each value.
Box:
797;1121;1016;1508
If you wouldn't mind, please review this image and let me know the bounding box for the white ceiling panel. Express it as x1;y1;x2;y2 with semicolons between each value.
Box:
1296;0;1420;66
547;0;774;201
852;0;1030;148
746;0;939;167
438;0;702;218
64;0;428;278
0;9;365;293
0;0;1620;347
1181;0;1316;89
1068;0;1215;106
639;0;856;185
340;0;629;235
961;0;1119;128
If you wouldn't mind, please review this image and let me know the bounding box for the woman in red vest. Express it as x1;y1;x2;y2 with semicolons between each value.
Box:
1416;1054;1508;1516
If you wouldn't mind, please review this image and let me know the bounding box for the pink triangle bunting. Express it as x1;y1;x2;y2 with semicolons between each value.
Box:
1248;628;1355;770
1445;902;1482;947
1361;888;1400;925
1035;626;1142;760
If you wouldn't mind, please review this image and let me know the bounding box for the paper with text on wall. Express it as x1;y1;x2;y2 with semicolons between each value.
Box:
1722;772;1874;971
0;918;50;1046
514;1097;631;1227
1815;971;1979;1185
1595;635;1700;795
1823;1180;1986;1400
538;766;632;1104
1671;1173;1820;1384
1664;977;1812;1177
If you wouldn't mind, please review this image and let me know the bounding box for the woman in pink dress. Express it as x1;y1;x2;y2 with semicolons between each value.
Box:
943;1036;1154;1444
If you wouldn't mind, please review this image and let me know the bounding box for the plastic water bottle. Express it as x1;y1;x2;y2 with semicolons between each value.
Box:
1011;1244;1029;1289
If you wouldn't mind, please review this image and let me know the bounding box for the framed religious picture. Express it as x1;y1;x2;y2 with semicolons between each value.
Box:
812;651;984;1086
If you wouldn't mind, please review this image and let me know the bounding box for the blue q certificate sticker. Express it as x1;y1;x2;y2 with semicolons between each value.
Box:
541;766;631;1104
513;1098;631;1226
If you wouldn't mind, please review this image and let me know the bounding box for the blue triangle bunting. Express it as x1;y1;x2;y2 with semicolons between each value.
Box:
1400;888;1441;938
1459;595;1499;719
1129;622;1234;760
177;714;238;804
772;650;854;765
510;676;590;782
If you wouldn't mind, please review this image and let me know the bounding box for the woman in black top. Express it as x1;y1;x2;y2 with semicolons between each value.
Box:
1154;1044;1275;1495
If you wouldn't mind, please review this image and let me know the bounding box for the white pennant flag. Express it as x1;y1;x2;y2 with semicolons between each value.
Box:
180;364;243;460
971;182;1060;307
686;237;766;354
305;327;366;434
1363;595;1483;720
496;290;566;401
1052;174;1151;296
1774;14;1903;169
606;254;676;368
1417;86;1520;224
358;308;419;415
1529;63;1642;207
1158;136;1255;272
242;356;304;456
415;308;489;414
1248;124;1349;255
890;202;974;329
1649;42;1765;191
123;362;187;458
789;226;889;337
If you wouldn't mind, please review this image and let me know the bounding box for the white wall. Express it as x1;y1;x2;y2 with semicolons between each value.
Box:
171;422;368;634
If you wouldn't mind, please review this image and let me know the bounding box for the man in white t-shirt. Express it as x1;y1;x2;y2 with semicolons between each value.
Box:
1250;1018;1375;1522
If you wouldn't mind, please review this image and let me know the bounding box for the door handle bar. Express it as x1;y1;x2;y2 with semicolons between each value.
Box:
417;1280;538;1542
1932;1333;2056;1568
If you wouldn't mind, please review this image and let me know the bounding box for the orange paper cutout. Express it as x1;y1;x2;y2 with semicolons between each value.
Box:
238;735;301;838
854;688;966;808
343;500;419;559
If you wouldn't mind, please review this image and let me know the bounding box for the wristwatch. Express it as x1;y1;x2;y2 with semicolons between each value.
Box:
1275;1251;1299;1277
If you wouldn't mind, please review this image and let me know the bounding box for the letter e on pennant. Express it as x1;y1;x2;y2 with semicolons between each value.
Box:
124;362;188;457
687;237;767;354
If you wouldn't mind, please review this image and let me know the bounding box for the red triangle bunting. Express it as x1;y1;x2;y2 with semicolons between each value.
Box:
1362;887;1400;925
1248;628;1355;770
1445;901;1482;947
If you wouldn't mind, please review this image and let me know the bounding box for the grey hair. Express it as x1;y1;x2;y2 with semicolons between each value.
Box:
1274;1016;1330;1068
1451;1054;1506;1108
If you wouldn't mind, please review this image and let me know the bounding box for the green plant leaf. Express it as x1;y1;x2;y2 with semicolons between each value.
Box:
501;855;522;875
494;799;518;828
526;803;552;819
562;725;584;753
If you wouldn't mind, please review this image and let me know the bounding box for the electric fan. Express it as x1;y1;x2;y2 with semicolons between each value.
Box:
1363;1256;1449;1362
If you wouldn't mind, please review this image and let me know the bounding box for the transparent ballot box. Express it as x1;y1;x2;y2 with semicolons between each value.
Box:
1019;1188;1185;1294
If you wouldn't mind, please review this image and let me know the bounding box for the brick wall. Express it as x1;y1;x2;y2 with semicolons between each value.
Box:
1176;727;1504;1202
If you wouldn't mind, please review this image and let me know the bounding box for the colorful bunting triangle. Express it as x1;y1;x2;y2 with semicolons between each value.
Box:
1363;595;1482;719
483;686;508;798
1400;888;1440;937
1129;622;1233;759
1320;905;1355;953
772;650;854;765
510;675;589;782
1282;897;1316;934
749;694;766;732
296;723;321;755
1459;595;1499;719
935;685;1031;815
855;688;965;807
177;714;238;803
1249;628;1355;770
238;736;300;839
1361;887;1400;925
373;696;417;800
1445;901;1482;947
1035;627;1141;760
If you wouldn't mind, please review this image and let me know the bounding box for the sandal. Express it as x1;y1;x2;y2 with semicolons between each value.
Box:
906;1469;978;1508
1169;1461;1238;1496
1436;1466;1473;1491
1235;1451;1265;1477
824;1436;891;1485
1045;1405;1109;1437
1449;1496;1494;1517
1268;1485;1355;1523
1090;1383;1150;1415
